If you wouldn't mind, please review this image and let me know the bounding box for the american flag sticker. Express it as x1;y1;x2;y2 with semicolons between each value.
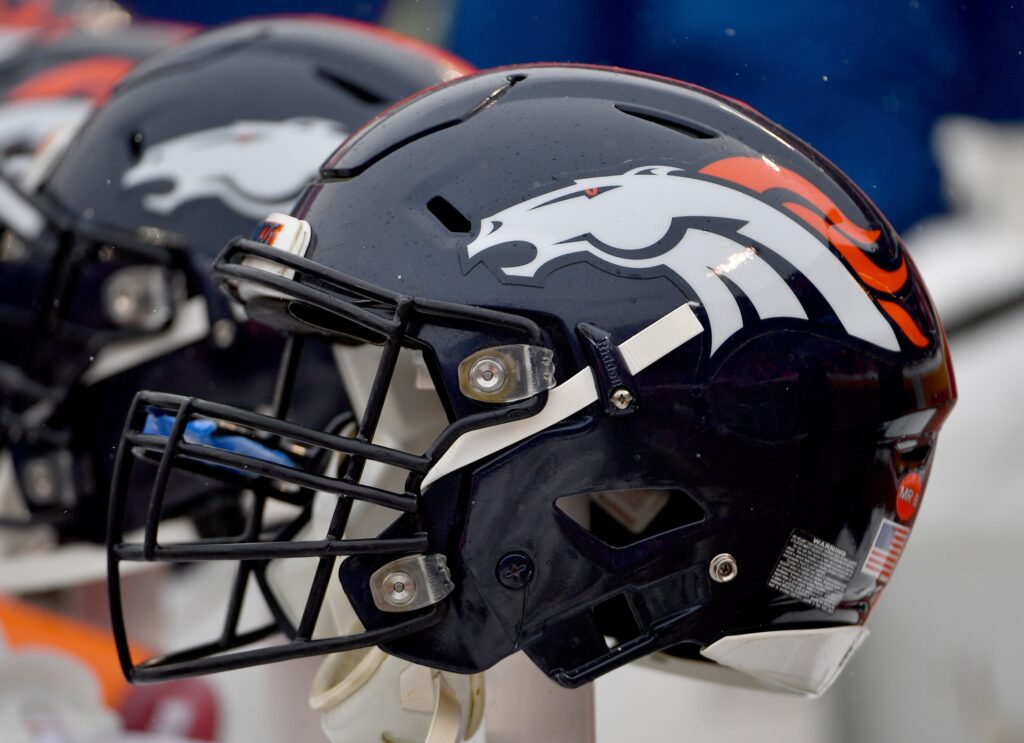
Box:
861;519;910;583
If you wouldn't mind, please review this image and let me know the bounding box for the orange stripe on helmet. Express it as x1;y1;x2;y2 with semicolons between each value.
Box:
701;155;929;349
878;300;928;348
783;201;908;293
6;56;136;103
700;156;881;246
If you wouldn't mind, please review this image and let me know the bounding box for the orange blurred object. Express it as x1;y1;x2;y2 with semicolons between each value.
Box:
6;55;137;103
0;0;66;28
0;595;149;707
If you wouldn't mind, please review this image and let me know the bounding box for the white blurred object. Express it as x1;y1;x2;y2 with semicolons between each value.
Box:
933;115;1024;221
908;115;1024;329
0;515;190;594
0;648;120;743
595;661;838;743
69;0;132;30
0;449;55;559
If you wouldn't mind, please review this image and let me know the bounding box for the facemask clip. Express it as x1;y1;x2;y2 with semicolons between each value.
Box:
458;345;555;404
370;554;454;613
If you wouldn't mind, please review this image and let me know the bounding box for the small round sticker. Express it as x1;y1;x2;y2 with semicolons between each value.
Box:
896;472;922;521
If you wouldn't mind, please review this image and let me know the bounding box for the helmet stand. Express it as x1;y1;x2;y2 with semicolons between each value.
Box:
484;653;594;743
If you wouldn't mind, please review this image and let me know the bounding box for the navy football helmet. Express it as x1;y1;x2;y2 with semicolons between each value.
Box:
0;20;192;553
109;65;955;693
0;17;471;557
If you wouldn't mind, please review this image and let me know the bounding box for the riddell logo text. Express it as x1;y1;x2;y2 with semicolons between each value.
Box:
596;336;623;385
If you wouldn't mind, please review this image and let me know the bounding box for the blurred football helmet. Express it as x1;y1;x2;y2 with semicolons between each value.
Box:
110;65;955;696
0;17;470;556
0;20;191;558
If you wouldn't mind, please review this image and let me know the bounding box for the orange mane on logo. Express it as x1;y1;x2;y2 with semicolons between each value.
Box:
6;55;135;103
701;156;928;348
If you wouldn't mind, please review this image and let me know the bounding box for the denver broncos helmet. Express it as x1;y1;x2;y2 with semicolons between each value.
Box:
109;65;955;694
0;20;191;554
0;17;471;559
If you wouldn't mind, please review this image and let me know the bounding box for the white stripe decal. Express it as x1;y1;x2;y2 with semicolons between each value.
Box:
421;304;703;490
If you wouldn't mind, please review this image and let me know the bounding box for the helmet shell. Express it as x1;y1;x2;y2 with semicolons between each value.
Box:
287;65;957;680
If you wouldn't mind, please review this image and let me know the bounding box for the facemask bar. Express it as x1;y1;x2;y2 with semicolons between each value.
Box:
217;237;544;347
109;243;548;682
107;388;438;682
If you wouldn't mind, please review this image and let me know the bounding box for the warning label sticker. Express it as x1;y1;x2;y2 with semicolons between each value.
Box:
768;530;857;613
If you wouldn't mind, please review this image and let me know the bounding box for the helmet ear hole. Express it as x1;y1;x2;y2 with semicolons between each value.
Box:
555;488;706;549
592;592;643;649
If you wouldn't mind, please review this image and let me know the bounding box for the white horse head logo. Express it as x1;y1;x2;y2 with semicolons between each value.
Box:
465;165;902;354
122;117;348;219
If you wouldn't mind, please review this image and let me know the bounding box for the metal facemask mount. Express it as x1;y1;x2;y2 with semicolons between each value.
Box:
0;182;215;532
106;233;551;682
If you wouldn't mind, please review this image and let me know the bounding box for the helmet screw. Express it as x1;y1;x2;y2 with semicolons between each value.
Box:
709;553;738;583
469;357;507;394
380;571;417;607
24;458;58;505
211;319;236;349
497;551;535;590
610;387;634;411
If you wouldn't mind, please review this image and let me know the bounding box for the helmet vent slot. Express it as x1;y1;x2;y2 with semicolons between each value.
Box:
316;66;386;104
615;103;719;140
556;488;706;549
427;195;471;233
895;438;932;466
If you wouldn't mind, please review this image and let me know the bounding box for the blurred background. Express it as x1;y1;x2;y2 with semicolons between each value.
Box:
3;1;1022;741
